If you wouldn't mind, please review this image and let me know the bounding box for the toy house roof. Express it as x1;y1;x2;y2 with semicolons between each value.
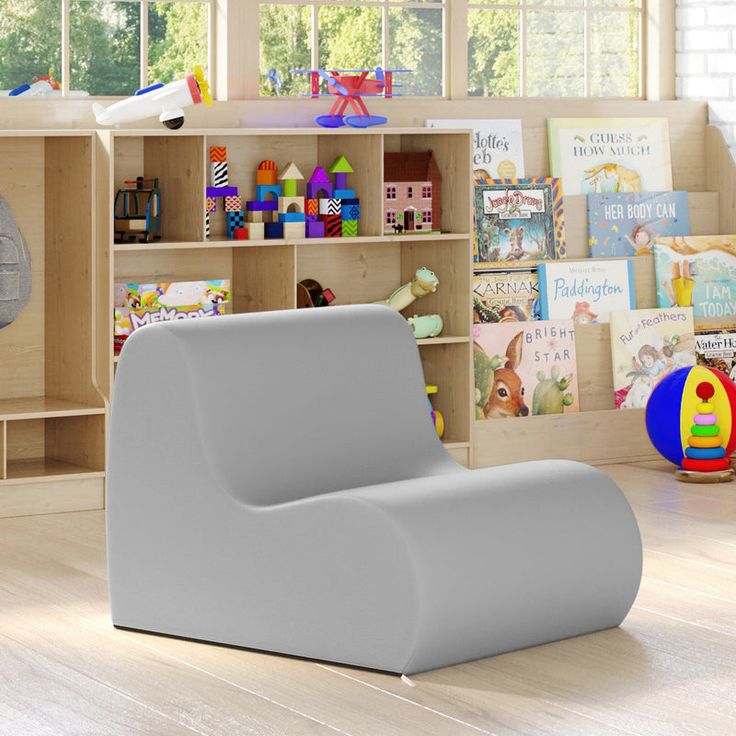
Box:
279;162;304;180
308;166;331;183
383;151;441;184
329;155;354;174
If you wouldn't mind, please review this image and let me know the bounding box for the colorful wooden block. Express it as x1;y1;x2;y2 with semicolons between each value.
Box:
234;228;248;240
283;222;305;239
206;196;216;213
319;198;341;216
306;198;319;217
248;222;265;239
341;219;358;237
226;210;245;237
306;220;325;238
340;198;359;205
206;186;238;198
209;146;227;163
324;214;342;238
278;196;305;213
256;160;278;186
306;166;333;200
225;195;242;212
255;184;282;202
265;222;284;239
247;210;268;224
246;200;278;211
205;212;210;239
334;188;356;199
211;161;228;187
278;211;307;223
342;203;360;221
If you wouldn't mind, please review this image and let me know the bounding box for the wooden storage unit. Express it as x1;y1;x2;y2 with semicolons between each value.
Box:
98;129;473;466
0;132;106;518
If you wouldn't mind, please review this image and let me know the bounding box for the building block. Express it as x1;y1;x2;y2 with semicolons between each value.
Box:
265;222;284;239
234;228;248;240
283;222;305;239
209;146;227;163
323;214;342;238
225;195;242;212
257;160;278;186
278;196;305;213
278;211;307;223
255;184;282;202
340;198;359;206
247;210;268;224
205;212;210;239
341;219;358;237
246;199;278;212
207;186;238;198
206;196;216;213
342;203;360;221
226;210;245;237
211;161;228;187
279;162;304;198
306;220;325;238
329;155;354;191
306;198;319;217
334;188;356;199
248;222;265;239
319;198;341;216
306;166;333;199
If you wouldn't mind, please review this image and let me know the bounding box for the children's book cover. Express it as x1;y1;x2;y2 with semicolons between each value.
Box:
695;328;736;383
473;267;539;323
113;280;231;353
653;235;736;321
548;117;673;196
609;307;696;409
537;259;636;323
587;191;690;257
473;178;565;263
426;119;525;180
473;320;579;420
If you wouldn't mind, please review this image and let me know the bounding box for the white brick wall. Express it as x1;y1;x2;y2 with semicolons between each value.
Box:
677;0;736;153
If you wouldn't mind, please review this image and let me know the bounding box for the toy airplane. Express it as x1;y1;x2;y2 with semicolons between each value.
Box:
93;66;212;130
290;67;411;128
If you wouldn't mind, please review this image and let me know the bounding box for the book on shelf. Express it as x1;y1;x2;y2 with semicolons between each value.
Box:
473;178;565;264
653;235;736;321
609;307;696;410
114;279;231;353
473;267;539;324
695;327;736;383
473;320;579;420
537;259;636;324
426;118;525;180
587;191;690;258
548;117;673;196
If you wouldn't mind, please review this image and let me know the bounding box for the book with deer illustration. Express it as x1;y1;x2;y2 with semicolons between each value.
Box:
653;236;736;321
473;178;565;263
426;118;525;180
609;307;696;409
473;267;539;323
695;328;736;382
587;191;690;257
473;320;579;420
548;118;673;196
537;259;636;323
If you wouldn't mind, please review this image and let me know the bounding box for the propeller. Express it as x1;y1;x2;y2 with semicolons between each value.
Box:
317;70;348;96
193;65;213;106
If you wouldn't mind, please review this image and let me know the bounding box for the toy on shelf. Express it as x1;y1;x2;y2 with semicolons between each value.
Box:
0;196;32;330
205;146;247;240
114;177;162;243
375;267;439;311
408;314;443;339
297;279;336;308
426;384;445;439
645;365;736;483
4;71;89;97
383;151;441;235
94;65;212;130
290;67;411;128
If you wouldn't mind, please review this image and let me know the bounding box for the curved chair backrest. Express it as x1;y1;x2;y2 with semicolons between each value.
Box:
111;305;455;507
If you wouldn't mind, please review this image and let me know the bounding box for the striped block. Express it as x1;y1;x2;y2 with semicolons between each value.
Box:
319;198;341;216
206;196;216;213
306;198;319;217
205;212;210;239
209;146;227;163
225;195;242;212
211;161;228;187
323;214;342;238
341;219;358;237
342;203;360;221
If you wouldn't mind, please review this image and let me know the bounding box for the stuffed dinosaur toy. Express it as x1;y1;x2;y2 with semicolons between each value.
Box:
0;196;31;329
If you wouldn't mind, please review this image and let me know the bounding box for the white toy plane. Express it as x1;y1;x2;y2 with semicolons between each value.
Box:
93;65;212;130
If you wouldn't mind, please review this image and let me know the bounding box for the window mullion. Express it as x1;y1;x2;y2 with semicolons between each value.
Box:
141;0;149;88
520;0;526;97
61;0;70;95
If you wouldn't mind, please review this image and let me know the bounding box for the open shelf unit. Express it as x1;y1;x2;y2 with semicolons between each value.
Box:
0;132;106;518
97;128;473;466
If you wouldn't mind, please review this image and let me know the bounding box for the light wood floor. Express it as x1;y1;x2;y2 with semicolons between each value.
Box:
2;461;736;735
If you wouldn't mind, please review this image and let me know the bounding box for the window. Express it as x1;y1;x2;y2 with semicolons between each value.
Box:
0;0;212;97
385;185;397;200
421;184;432;199
259;0;444;97
406;186;413;199
386;209;397;225
422;208;432;223
467;0;642;98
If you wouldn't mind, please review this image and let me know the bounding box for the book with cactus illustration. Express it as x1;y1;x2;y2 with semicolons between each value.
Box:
587;191;690;257
695;328;736;383
473;178;565;264
609;307;696;410
473;320;579;420
537;259;636;323
426;118;525;180
472;267;539;323
653;236;736;321
548;118;673;196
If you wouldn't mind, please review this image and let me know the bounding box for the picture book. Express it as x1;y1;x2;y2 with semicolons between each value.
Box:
548;117;673;196
652;235;736;320
473;267;539;323
426;118;525;180
473;320;579;420
473;178;565;263
695;328;736;383
587;191;690;257
609;307;696;409
113;279;231;353
537;260;636;323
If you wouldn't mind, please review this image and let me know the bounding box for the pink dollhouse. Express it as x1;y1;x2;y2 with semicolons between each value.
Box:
383;151;442;234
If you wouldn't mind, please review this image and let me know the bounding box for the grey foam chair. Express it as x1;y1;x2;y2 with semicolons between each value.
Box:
107;305;642;674
0;196;32;330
